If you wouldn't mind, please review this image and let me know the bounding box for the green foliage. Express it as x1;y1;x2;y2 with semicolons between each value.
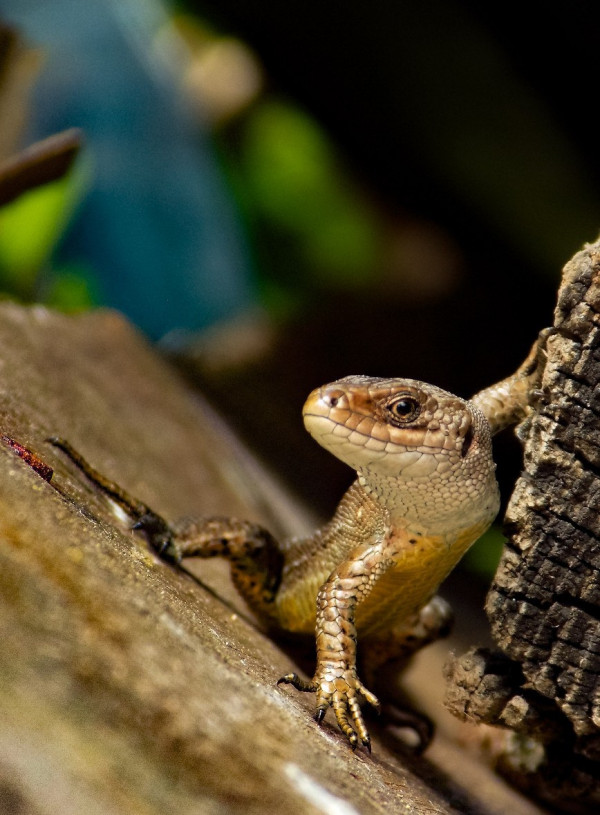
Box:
44;264;99;313
0;153;94;309
461;524;505;579
239;100;382;293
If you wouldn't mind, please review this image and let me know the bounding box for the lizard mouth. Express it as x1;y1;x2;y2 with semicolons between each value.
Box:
303;410;453;479
302;378;474;478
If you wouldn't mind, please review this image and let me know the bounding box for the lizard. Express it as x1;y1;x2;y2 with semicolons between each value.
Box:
47;329;549;753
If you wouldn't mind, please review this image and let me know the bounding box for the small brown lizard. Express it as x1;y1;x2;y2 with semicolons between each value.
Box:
48;330;549;752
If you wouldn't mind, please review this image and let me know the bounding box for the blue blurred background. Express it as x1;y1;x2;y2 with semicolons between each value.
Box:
0;0;255;340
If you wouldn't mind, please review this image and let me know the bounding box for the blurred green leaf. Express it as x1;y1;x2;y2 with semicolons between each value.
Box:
461;524;505;579
44;264;99;313
241;100;382;287
0;152;92;299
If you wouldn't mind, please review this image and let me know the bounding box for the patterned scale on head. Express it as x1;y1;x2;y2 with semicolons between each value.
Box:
302;376;500;533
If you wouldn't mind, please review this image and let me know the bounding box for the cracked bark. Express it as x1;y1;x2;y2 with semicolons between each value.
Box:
445;238;600;813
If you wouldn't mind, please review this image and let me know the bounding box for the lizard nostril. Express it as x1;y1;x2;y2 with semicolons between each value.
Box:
322;388;347;409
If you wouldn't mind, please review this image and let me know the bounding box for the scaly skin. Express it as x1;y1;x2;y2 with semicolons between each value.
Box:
48;330;549;752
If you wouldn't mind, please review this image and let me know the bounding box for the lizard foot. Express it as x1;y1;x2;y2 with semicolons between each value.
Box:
382;703;434;753
278;669;380;751
133;512;182;564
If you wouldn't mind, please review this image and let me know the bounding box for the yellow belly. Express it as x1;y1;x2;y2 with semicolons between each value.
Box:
355;519;489;635
275;519;490;636
276;571;328;634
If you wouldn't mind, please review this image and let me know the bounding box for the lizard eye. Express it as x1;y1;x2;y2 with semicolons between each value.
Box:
388;395;421;423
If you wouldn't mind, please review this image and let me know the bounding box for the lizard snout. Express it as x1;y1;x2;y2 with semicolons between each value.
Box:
318;387;350;411
303;386;350;418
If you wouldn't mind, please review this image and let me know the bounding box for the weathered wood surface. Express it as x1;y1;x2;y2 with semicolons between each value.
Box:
446;239;600;813
0;303;548;815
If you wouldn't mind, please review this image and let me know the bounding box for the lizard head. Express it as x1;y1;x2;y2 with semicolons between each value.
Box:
302;376;490;481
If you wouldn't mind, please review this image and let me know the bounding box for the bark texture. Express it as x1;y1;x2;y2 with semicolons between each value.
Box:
446;239;600;813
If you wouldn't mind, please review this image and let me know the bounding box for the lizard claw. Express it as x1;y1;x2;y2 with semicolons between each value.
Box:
322;671;379;750
133;513;182;564
384;704;434;753
279;665;378;751
277;672;316;691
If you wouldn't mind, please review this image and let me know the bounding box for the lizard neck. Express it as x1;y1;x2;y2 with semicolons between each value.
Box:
357;459;500;538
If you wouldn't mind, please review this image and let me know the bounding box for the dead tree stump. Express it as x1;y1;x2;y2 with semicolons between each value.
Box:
445;239;600;813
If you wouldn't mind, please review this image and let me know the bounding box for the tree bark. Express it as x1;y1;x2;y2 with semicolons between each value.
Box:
446;238;600;813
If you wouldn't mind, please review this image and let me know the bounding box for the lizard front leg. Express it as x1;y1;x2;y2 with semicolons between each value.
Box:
279;541;390;751
359;596;454;750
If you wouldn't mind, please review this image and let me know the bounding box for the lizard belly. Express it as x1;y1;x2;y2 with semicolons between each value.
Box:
274;518;491;637
275;571;328;634
354;519;491;636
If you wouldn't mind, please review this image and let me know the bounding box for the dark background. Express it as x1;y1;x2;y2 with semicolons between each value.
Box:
187;1;600;517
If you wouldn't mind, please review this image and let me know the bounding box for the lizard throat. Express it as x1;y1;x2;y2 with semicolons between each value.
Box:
357;467;500;537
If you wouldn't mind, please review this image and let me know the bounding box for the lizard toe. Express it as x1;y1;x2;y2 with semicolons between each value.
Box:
277;672;316;692
385;704;434;752
133;513;180;562
346;692;372;749
335;707;359;749
357;681;380;713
